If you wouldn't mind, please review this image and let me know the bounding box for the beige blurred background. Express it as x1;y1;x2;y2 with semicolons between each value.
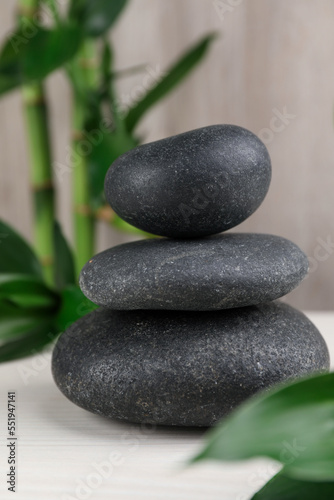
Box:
0;0;334;310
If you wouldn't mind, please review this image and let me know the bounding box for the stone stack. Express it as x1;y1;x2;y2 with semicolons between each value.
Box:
52;125;330;427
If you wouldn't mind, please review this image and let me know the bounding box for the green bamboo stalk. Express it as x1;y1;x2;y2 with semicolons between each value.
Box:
71;40;99;275
18;0;55;287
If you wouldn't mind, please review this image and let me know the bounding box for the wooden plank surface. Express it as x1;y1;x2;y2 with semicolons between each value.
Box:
0;312;333;500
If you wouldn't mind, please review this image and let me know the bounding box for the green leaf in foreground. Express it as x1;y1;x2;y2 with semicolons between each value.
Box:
192;372;334;481
69;0;128;37
252;472;334;500
0;25;82;95
124;34;217;133
0;219;42;276
54;221;76;289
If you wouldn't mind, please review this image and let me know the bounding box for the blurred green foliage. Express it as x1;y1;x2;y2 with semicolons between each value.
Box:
192;371;334;499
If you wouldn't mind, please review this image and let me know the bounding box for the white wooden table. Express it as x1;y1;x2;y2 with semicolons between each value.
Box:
1;312;333;500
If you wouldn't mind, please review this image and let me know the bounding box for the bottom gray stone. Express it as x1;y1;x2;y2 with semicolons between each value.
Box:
52;303;330;427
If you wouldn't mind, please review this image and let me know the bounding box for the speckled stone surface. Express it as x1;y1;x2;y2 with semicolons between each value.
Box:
104;125;272;238
52;303;330;427
80;233;308;310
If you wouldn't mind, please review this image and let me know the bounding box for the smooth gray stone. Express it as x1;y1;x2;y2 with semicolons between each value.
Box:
52;303;330;427
104;125;271;237
79;233;309;310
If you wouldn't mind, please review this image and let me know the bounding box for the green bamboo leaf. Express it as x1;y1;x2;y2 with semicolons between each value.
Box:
192;372;334;482
0;317;41;342
0;320;57;362
112;64;148;80
56;285;98;332
0;220;42;276
69;0;128;37
125;34;217;133
252;472;334;500
0;274;59;309
0;301;50;342
0;24;82;95
54;221;76;289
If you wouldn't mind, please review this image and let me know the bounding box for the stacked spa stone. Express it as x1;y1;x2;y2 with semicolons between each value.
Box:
52;125;330;427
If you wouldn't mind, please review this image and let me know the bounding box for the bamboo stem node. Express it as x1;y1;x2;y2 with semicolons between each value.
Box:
40;255;54;267
31;179;54;192
95;205;115;223
75;204;93;216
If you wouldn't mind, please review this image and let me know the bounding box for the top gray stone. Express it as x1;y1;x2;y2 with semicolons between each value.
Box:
79;233;308;311
104;125;272;238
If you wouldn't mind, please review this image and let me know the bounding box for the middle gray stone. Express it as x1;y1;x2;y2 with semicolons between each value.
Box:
80;233;308;310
